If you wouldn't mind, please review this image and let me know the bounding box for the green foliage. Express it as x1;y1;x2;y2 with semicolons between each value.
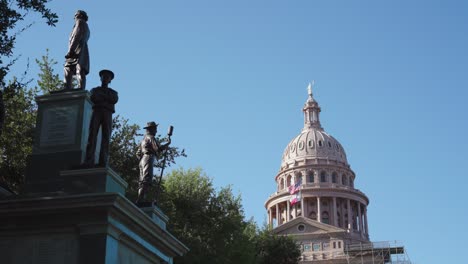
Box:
35;49;62;93
0;78;37;192
0;0;58;86
159;168;257;264
158;167;301;264
109;115;140;200
255;226;301;264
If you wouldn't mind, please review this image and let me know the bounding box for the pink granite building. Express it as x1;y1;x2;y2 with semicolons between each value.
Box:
264;84;411;263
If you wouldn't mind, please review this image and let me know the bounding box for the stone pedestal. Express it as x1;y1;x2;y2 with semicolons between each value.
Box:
25;90;100;193
61;167;127;195
0;193;188;264
1;88;188;264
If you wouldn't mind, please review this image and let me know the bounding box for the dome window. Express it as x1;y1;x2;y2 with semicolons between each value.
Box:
322;211;330;224
308;172;314;183
342;174;347;185
332;172;337;183
328;141;332;148
318;140;323;147
309;211;317;220
308;140;314;148
290;143;296;152
298;141;304;150
297;224;306;232
320;171;327;182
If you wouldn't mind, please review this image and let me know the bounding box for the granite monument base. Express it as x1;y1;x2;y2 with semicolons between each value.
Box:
25;90;100;194
0;193;188;264
61;167;128;195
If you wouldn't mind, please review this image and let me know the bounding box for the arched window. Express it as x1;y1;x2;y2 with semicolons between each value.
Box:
342;174;347;185
322;211;329;224
320;171;327;183
350;178;354;188
308;172;314;183
309;211;317;220
286;175;292;187
279;178;285;190
318;140;323;147
332;172;337;183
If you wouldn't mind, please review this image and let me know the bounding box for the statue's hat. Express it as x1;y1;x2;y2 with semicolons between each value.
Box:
75;10;88;21
99;69;114;80
144;121;158;129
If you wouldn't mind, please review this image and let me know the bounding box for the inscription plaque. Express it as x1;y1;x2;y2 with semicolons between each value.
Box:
40;105;79;147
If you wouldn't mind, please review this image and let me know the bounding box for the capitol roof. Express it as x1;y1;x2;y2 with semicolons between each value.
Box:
281;83;348;167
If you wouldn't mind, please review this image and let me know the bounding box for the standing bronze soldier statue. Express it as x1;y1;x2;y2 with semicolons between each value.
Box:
136;122;171;204
84;70;118;167
64;10;90;90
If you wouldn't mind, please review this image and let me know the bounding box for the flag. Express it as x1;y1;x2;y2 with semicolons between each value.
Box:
290;191;301;206
288;178;302;194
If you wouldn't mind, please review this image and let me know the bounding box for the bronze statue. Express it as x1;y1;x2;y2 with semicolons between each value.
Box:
136;122;171;204
84;70;118;167
64;10;90;90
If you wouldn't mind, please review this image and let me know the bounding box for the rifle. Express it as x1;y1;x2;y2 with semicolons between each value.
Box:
153;125;173;205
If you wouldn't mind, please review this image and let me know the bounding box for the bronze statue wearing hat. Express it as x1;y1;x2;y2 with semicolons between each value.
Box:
64;10;90;90
136;121;171;204
84;70;118;166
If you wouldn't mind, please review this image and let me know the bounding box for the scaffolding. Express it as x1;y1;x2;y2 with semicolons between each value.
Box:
344;241;412;264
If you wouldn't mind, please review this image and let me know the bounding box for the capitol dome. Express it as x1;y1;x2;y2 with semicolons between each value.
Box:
281;83;348;168
282;129;348;167
265;82;370;247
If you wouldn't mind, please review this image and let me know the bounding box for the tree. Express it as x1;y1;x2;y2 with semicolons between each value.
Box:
35;49;62;93
254;226;301;264
0;0;58;87
0;77;37;193
159;168;257;264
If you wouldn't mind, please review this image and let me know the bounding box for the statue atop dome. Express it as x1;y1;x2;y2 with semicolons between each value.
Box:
307;81;314;97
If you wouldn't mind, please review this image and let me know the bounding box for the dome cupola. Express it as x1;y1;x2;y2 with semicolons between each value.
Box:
282;82;348;168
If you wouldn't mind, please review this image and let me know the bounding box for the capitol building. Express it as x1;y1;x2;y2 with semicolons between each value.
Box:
264;84;411;263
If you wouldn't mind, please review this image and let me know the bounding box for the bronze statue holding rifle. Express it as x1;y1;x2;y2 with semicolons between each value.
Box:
136;121;172;204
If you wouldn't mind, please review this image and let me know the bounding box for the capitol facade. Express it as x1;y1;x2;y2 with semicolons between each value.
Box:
264;84;410;263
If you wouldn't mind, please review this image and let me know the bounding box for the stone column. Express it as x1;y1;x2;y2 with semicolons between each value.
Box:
358;202;363;236
347;199;352;231
269;209;273;226
332;197;338;226
364;207;369;236
276;204;280;226
317;196;321;223
301;196;305;217
287;201;290;222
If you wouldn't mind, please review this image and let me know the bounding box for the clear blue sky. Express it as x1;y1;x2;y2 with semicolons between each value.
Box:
7;1;468;263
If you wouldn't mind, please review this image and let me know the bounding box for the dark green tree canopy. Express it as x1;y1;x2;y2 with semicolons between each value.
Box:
0;0;58;86
158;168;301;264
